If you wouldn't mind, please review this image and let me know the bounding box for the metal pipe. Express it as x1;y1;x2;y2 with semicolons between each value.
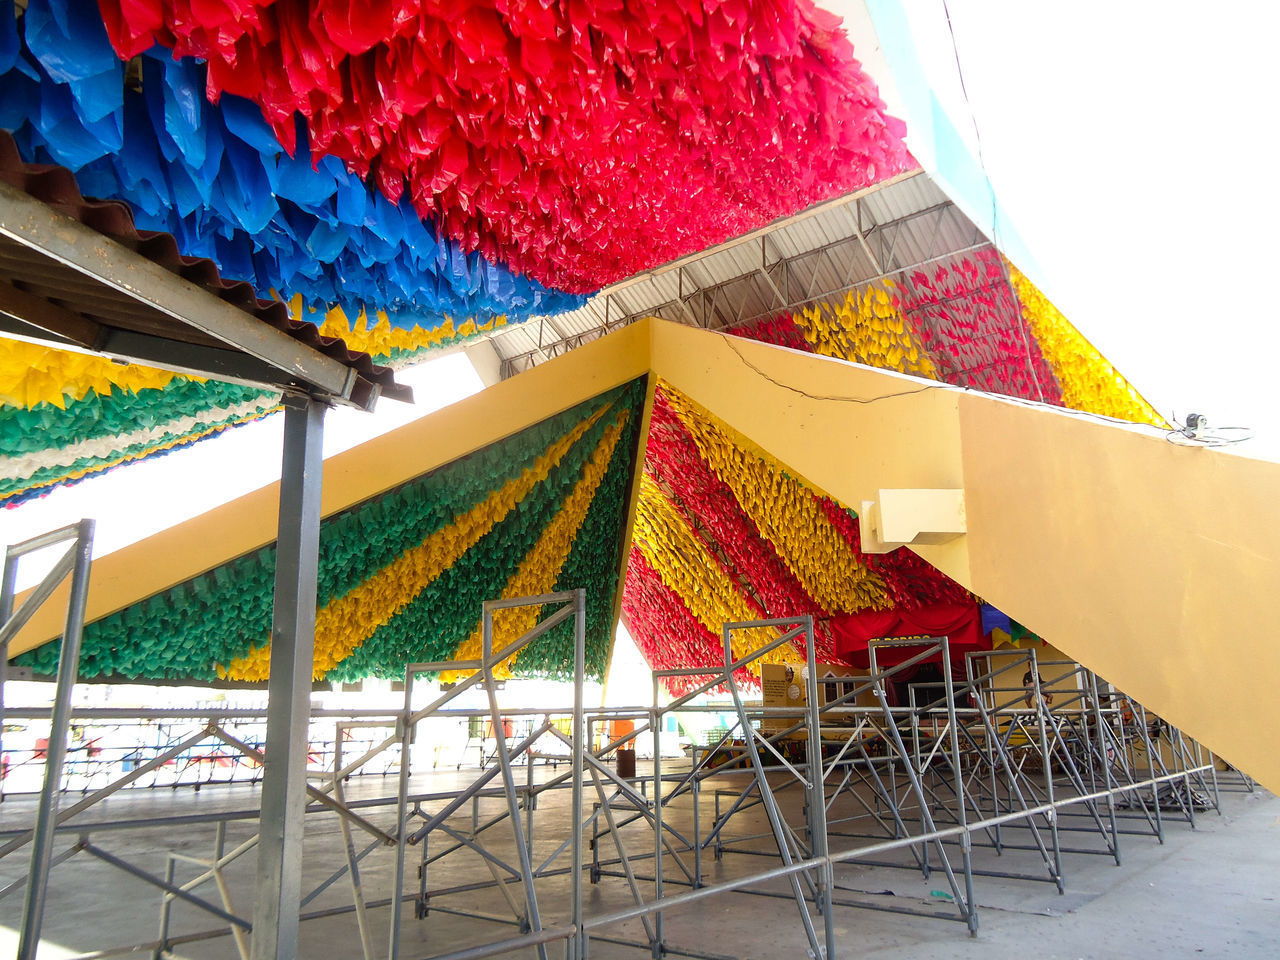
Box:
81;841;251;930
0;725;214;860
416;924;576;960
482;673;547;956
571;588;586;959
720;622;823;958
211;726;395;844
211;822;251;960
0;842;81;902
388;663;418;960
152;854;176;960
588;763;657;946
0;539;17;798
0;546;76;650
940;641;978;934
800;616;836;958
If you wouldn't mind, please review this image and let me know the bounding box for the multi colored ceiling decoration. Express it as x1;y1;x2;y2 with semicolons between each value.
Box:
1;0;579;326
1004;262;1165;425
0;1;1168;698
15;378;645;683
623;382;974;694
93;0;911;293
0;363;279;508
732;248;1165;425
1;0;911;506
0;310;506;509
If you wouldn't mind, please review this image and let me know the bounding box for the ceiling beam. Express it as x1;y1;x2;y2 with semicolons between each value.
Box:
0;279;103;349
0;180;368;408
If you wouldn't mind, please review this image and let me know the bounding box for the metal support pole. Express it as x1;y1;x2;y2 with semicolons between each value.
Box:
0;543;16;804
17;519;94;960
800;617;835;959
1088;672;1122;865
481;605;548;960
153;856;177;960
940;647;978;935
332;737;375;960
721;625;823;959
651;702;664;960
250;395;325;960
571;589;586;960
1028;653;1063;893
389;665;417;960
692;779;702;889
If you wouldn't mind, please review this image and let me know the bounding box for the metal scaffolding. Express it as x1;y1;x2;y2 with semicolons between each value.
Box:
0;598;1234;960
1;520;95;959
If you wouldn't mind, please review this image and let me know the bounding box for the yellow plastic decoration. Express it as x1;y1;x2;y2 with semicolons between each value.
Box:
632;471;798;669
224;405;609;682
443;412;629;681
287;295;508;362
792;283;936;378
0;339;185;409
662;384;889;614
1005;262;1165;427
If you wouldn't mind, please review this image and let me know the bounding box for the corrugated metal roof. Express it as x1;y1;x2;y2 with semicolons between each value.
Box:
0;132;406;405
488;169;989;370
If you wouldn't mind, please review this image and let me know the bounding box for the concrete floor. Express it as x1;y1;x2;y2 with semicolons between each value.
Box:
0;762;1276;960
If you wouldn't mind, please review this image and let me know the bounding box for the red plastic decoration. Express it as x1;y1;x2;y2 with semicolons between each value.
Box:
622;550;756;695
896;251;1063;405
97;0;911;292
646;391;840;660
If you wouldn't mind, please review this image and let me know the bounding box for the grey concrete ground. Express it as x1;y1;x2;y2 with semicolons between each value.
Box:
0;763;1276;959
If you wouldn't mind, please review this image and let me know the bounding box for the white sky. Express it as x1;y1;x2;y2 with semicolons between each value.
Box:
1;352;483;588
836;0;1280;457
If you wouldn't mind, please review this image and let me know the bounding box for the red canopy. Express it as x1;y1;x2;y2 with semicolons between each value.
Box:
831;601;987;669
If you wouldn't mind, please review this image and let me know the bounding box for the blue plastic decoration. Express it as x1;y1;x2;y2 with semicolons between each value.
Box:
0;0;585;332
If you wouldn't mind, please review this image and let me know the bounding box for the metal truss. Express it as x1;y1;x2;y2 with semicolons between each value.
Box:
497;196;988;378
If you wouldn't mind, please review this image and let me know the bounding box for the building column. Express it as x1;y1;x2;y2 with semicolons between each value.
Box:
252;395;325;960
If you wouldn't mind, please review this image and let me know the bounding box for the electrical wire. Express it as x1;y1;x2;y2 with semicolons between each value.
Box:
1165;415;1253;448
1164;430;1253;448
723;324;1261;455
719;333;942;405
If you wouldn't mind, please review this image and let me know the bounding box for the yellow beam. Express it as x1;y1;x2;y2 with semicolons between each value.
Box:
10;321;651;656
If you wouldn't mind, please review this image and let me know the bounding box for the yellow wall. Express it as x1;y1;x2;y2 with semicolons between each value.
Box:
655;321;1280;785
958;396;1280;786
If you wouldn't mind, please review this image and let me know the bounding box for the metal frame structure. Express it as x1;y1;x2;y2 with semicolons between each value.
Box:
491;171;988;378
693;629;1223;948
1;521;95;959
0;597;1234;960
